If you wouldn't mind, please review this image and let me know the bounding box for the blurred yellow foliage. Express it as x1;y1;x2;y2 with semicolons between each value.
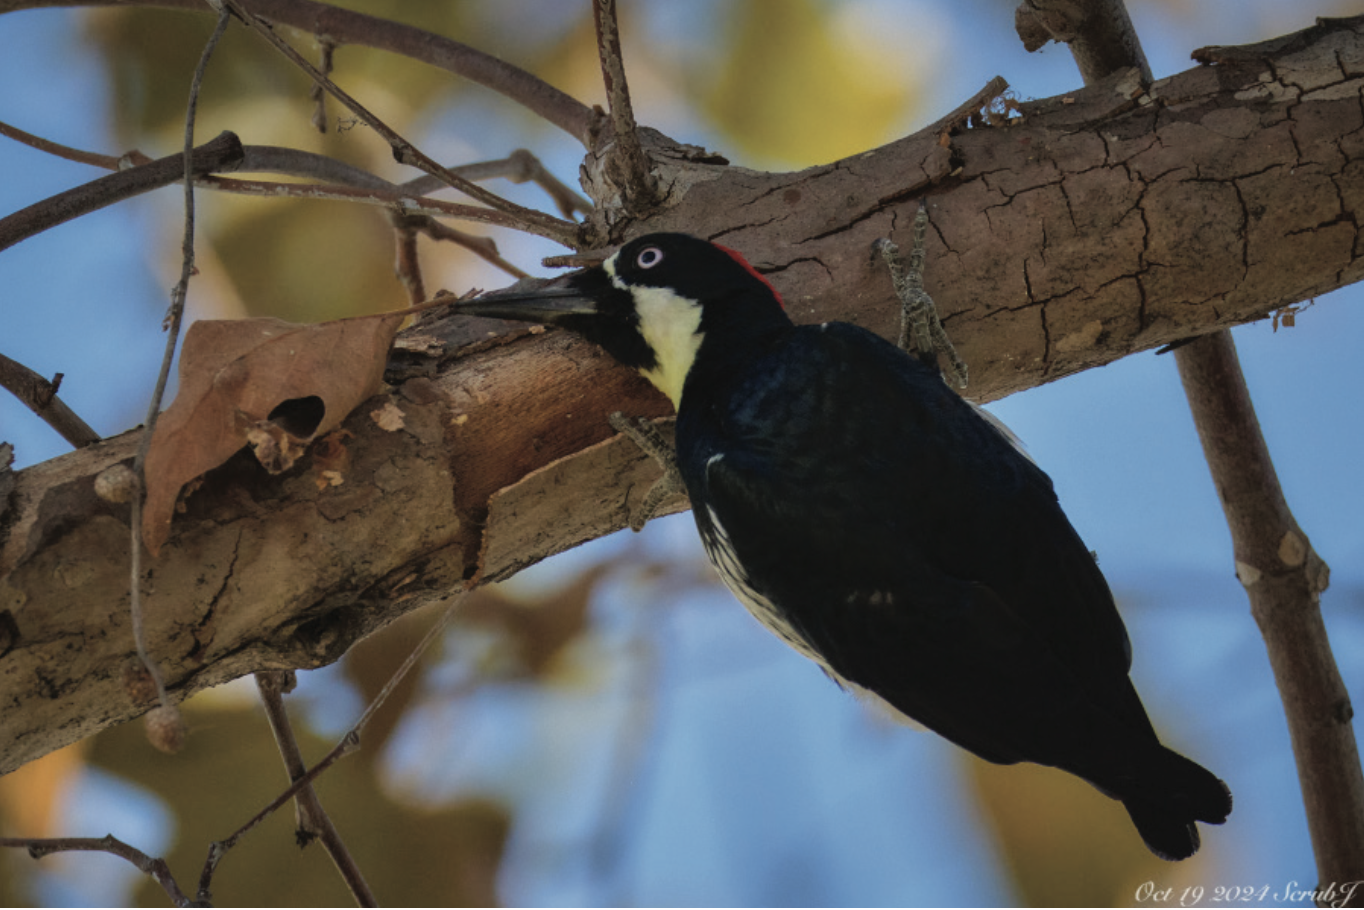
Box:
703;0;923;167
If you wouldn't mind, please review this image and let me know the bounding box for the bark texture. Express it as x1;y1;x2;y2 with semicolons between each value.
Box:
2;15;1363;775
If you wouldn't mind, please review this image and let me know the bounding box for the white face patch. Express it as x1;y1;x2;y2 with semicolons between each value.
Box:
605;253;703;409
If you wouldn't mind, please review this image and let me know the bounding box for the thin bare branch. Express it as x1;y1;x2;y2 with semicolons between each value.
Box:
0;835;193;907
255;671;378;907
197;730;360;903
199;173;575;240
592;0;659;208
220;0;579;247
497;148;594;221
128;3;232;745
1176;332;1363;894
196;594;463;904
0;130;243;253
237;146;590;221
0;0;597;143
0;118;131;169
1017;0;1364;893
309;35;335;132
0;352;100;448
1;125;588;245
409;216;530;279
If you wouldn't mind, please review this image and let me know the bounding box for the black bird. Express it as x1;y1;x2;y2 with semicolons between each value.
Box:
456;231;1232;859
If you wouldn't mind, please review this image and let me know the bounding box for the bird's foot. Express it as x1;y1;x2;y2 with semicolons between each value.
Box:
874;204;968;389
608;412;685;532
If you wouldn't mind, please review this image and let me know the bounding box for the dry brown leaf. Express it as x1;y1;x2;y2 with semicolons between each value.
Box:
142;314;403;555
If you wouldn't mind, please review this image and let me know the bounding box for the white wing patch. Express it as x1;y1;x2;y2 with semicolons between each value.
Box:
699;451;925;726
701;508;921;725
700;504;829;669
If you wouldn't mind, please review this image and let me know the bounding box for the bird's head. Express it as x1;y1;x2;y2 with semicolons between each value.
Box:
454;233;790;408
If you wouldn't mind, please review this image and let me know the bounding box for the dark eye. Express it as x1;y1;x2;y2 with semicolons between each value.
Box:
635;246;664;269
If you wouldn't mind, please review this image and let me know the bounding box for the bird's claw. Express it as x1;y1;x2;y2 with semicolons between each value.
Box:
875;204;968;389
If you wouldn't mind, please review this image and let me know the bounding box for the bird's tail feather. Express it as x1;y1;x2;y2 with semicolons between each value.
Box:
1122;747;1232;861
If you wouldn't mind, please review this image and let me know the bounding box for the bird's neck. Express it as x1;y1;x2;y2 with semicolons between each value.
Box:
634;285;793;411
677;294;794;411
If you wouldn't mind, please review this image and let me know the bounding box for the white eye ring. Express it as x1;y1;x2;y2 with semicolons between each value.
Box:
636;246;664;269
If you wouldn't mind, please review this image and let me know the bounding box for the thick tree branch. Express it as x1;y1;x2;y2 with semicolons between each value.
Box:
2;16;1363;777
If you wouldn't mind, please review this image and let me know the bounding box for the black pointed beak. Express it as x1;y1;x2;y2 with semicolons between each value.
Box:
451;274;598;325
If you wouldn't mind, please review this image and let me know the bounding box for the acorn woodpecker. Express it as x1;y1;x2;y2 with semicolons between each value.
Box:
456;230;1232;860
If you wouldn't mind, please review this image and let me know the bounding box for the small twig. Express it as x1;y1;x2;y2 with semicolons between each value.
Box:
408;216;530;279
0;118;129;169
592;0;659;207
255;671;378;907
391;214;427;305
197;594;465;904
127;2;232;736
543;248;613;268
0;834;193;908
0;352;101;448
197;173;571;240
0;130;243;253
197;729;361;903
221;0;579;247
922;75;1011;141
498;149;594;220
310;36;335;132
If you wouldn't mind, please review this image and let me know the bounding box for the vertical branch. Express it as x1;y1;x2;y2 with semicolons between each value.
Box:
1015;0;1151;83
390;214;427;305
1013;0;1364;891
592;0;659;208
310;36;336;132
255;671;378;907
1176;333;1363;890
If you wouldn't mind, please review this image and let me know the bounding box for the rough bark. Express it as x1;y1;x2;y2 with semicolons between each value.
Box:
2;15;1363;775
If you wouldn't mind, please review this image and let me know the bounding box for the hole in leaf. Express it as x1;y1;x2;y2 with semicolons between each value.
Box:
267;395;326;439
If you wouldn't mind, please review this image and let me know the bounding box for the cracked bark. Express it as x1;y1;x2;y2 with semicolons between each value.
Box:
3;15;1364;775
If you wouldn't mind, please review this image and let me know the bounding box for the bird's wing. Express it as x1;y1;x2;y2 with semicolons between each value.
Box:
686;323;1149;756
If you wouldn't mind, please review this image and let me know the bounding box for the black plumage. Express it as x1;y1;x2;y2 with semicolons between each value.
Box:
459;231;1232;860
